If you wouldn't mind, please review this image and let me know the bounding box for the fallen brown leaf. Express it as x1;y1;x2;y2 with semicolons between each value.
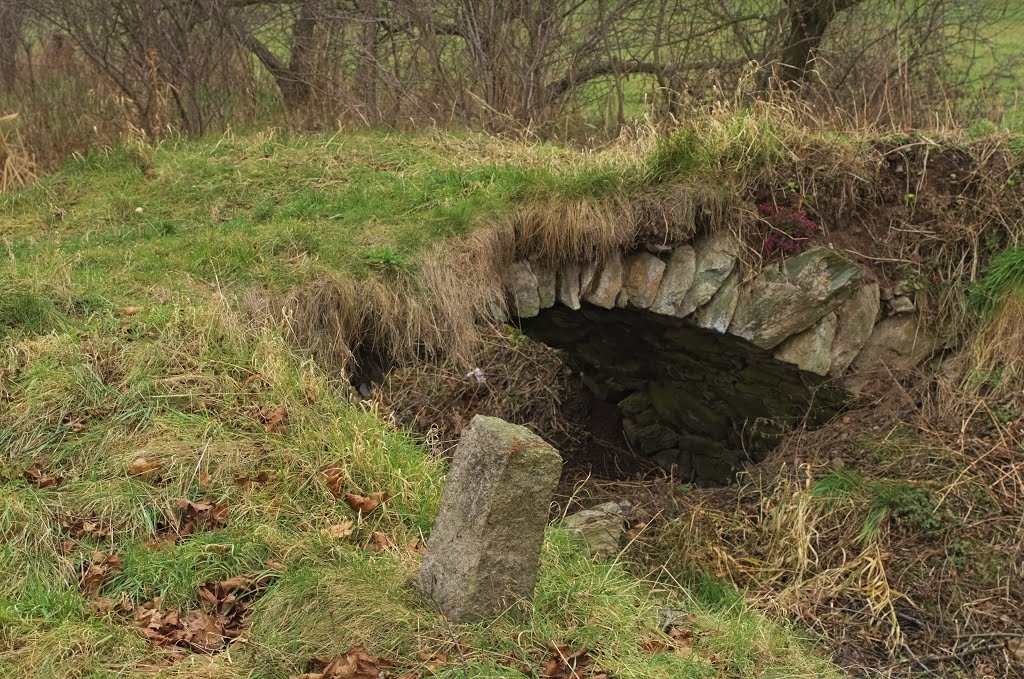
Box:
639;638;668;653
59;514;112;540
263;406;288;432
322;467;347;497
540;642;608;679
155;498;230;542
235;470;272;487
299;645;384;679
326;521;354;539
415;650;448;675
24;465;62;488
344;491;389;514
129;456;162;479
129;573;274;656
371;531;391;552
79;552;123;597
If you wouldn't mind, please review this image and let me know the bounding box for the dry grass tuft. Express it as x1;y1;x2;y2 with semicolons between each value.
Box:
647;381;1024;676
266;190;710;376
967;290;1024;401
264;229;511;377
0;113;37;192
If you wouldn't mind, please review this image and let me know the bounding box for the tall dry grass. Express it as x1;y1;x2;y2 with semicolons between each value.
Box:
0;113;35;191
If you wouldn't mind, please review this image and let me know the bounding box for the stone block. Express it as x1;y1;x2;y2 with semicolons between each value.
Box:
557;263;582;310
624;252;667;309
417;415;562;622
890;295;915;315
774;312;838;376
582;254;624;309
533;262;557;309
650;246;696;316
693;267;741;333
829;282;880;376
844;315;940;393
728;247;863;349
562;500;631;559
676;231;740;318
580;261;599;294
503;261;540;318
631;423;678;456
618;391;651;417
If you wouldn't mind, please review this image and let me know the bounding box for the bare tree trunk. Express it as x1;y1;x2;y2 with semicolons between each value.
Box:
778;0;861;85
284;0;317;105
227;0;320;109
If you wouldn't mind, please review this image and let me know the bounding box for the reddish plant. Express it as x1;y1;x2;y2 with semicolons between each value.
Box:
757;195;820;255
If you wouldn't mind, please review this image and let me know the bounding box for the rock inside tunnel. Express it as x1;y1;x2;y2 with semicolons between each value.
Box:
518;304;848;484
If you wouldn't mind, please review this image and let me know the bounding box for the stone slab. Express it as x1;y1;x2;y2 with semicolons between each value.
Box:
624;252;666;310
533;262;557;309
557;263;582;310
774;312;838;376
562;500;631;559
582;254;624;309
728;247;863;349
693;267;742;333
650;246;696;316
844;315;939;393
829;282;880;376
676;231;740;318
504;261;540;318
417;415;562;622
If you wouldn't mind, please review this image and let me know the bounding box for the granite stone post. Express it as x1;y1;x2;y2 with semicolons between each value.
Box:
417;415;562;622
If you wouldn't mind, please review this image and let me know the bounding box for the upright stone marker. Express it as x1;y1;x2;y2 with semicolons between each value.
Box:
417;415;562;622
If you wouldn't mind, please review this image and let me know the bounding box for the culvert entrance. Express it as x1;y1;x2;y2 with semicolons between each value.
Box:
381;239;920;487
518;304;848;484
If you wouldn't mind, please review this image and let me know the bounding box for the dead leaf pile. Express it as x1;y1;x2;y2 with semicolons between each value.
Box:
79;552;123;597
23;464;62;488
293;645;423;679
60;514;112;541
155;498;229;542
131;574;271;654
540;643;609;679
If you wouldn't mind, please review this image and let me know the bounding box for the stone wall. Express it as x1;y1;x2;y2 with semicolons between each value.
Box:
503;231;940;481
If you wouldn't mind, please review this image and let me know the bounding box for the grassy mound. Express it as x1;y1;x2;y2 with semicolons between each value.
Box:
3;110;1024;676
0;123;847;677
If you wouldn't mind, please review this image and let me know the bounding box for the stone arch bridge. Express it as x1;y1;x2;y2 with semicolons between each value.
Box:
501;231;939;481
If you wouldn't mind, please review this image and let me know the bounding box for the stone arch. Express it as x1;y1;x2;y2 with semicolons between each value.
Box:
501;231;939;481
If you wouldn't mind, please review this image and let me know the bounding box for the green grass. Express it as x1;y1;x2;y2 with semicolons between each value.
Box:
811;467;942;544
0;129;841;677
971;246;1024;317
0;130;637;308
